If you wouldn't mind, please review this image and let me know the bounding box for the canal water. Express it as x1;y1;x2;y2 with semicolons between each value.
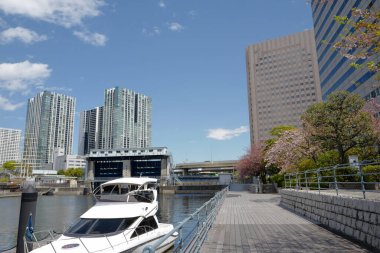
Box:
0;194;212;252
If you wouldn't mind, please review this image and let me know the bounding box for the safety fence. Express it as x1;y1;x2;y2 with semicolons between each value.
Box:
284;161;380;199
143;187;228;253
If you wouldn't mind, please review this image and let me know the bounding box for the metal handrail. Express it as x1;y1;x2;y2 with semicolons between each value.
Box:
143;187;228;253
284;160;380;199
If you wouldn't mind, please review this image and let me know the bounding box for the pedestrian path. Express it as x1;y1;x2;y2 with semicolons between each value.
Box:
200;191;369;253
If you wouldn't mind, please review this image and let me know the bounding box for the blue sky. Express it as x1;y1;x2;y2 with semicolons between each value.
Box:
0;0;313;164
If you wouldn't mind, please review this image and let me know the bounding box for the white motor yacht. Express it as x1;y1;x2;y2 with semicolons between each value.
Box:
27;177;177;253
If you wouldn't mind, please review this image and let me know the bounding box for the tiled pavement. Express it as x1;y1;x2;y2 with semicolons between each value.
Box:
200;192;370;253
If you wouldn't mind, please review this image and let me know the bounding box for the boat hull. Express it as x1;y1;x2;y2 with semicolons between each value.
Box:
29;224;177;253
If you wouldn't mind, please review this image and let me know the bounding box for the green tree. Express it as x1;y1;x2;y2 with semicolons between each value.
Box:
302;91;376;164
64;168;84;178
265;125;295;150
2;161;17;171
57;169;65;175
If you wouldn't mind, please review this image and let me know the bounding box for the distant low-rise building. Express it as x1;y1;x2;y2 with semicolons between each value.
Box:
53;154;87;171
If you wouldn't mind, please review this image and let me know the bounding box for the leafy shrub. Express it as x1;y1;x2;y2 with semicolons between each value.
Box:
269;173;284;187
362;165;380;182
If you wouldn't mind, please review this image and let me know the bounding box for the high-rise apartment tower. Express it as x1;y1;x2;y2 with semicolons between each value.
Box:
102;87;152;149
79;87;152;155
0;128;21;166
246;30;322;145
78;107;103;155
311;0;379;100
23;91;76;168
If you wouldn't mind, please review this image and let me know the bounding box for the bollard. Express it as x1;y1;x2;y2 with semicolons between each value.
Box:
16;184;38;253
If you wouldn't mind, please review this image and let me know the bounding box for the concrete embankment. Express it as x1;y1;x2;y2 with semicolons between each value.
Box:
160;184;226;194
280;189;380;251
0;187;89;197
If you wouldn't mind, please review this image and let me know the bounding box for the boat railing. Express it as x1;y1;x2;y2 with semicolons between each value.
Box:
24;225;159;253
143;186;228;253
23;230;61;253
93;188;155;203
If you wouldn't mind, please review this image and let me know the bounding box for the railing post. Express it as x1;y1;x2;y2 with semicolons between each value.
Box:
358;164;366;199
304;170;308;192
333;166;339;196
197;213;200;236
179;227;183;253
296;173;300;190
317;169;321;195
284;174;288;189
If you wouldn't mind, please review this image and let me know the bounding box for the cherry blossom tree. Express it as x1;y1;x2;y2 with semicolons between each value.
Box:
236;145;265;181
333;7;380;76
363;98;380;143
265;128;319;172
315;0;379;79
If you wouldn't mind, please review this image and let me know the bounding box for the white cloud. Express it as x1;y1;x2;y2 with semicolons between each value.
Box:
142;26;161;36
73;30;108;46
188;10;197;17
0;17;7;28
0;95;24;111
36;86;73;92
0;27;47;44
207;126;248;141
159;0;165;8
0;61;51;93
0;0;104;28
168;22;184;32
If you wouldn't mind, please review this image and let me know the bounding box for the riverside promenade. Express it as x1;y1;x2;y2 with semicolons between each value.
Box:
200;191;369;253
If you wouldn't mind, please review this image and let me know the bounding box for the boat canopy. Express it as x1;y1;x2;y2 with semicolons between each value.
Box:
80;202;157;219
101;177;157;187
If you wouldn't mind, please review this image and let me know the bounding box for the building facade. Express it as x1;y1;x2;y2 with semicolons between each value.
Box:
53;154;87;171
0;128;21;166
78;107;103;155
311;0;380;100
246;30;322;145
87;147;171;187
102;87;152;149
23;91;76;169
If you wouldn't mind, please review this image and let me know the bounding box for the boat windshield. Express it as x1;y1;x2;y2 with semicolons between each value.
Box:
94;183;156;203
64;218;137;237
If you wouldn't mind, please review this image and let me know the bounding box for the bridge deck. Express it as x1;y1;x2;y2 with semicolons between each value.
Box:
200;191;369;253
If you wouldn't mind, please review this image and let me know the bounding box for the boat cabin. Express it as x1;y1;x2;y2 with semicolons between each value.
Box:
93;177;158;203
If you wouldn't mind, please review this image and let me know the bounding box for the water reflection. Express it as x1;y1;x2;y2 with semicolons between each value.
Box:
0;194;212;251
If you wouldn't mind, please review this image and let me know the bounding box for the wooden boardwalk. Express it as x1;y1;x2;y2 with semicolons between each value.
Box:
200;191;370;253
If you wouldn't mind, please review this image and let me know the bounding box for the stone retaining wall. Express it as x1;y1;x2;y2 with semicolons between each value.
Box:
280;189;380;250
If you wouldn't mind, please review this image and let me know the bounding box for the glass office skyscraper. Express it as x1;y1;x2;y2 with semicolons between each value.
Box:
311;0;379;100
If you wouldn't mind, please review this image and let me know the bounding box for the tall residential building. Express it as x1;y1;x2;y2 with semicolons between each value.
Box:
246;30;322;145
102;87;152;149
311;0;380;100
23;91;76;168
78;107;103;155
0;128;21;166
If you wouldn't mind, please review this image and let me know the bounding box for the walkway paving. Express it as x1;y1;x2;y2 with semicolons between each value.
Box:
200;191;370;253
